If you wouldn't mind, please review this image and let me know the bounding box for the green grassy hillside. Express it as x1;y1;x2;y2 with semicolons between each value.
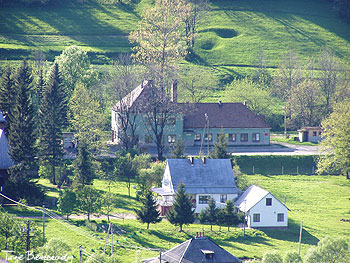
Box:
3;175;350;262
0;0;349;73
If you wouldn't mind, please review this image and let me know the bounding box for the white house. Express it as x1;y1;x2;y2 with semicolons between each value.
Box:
152;158;240;216
235;185;290;228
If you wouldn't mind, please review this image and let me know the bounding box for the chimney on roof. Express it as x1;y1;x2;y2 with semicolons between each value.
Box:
189;156;194;165
202;157;206;165
218;100;222;106
171;80;177;103
243;100;247;107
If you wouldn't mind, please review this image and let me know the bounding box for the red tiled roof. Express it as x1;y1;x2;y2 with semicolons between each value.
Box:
183;103;270;129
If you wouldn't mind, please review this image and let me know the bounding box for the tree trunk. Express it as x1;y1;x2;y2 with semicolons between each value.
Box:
347;171;349;180
147;223;150;229
179;224;183;232
88;212;90;221
210;224;212;231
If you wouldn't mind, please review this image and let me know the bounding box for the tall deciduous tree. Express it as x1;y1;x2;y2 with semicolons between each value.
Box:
179;66;217;103
114;153;136;196
77;186;102;221
68;83;105;152
317;100;350;179
8;60;36;182
287;80;324;129
167;183;195;231
129;0;191;84
38;63;67;185
134;190;161;229
184;0;209;52
57;189;77;219
55;45;90;96
108;55;142;150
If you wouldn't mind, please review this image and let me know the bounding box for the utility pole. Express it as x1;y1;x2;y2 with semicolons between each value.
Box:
159;251;161;263
79;246;82;263
206;114;210;156
42;205;45;242
22;220;34;263
111;224;114;256
298;221;303;256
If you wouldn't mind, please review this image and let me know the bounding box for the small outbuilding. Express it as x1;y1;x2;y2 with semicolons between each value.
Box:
143;234;242;263
235;185;289;228
297;127;322;143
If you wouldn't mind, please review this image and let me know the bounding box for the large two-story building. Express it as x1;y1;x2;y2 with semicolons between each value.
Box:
111;80;271;147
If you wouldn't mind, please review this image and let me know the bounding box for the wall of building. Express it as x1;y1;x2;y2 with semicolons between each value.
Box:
246;193;288;228
185;128;270;147
194;193;238;214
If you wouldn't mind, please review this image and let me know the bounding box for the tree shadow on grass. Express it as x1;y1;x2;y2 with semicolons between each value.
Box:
259;218;319;246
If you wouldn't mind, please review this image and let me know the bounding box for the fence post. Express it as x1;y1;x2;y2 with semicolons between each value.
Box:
252;166;255;174
297;166;299;174
282;166;284;175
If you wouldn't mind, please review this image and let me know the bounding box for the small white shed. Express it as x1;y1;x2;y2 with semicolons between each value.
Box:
236;185;289;228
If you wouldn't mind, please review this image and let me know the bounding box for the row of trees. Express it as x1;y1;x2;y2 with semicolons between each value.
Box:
260;236;349;263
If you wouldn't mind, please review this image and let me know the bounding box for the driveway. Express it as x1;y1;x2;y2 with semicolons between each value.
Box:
145;142;319;157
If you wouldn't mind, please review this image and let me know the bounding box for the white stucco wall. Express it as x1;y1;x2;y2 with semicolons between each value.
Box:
194;194;238;214
246;193;288;228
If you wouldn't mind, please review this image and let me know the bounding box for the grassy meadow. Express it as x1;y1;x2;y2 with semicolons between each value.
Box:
0;0;349;77
3;174;350;262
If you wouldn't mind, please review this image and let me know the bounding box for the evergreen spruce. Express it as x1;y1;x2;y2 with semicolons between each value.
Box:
0;67;15;135
8;60;36;182
224;199;243;231
170;137;186;158
167;183;195;232
211;133;229;159
198;198;218;231
73;140;95;190
38;63;67;185
134;190;161;229
33;68;45;114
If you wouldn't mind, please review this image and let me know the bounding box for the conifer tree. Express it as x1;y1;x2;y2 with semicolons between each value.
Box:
198;198;217;231
38;63;67;185
8;60;36;182
0;67;15;135
211;133;229;159
167;183;194;231
134;190;161;229
72;139;95;190
170;137;186;159
224;199;243;231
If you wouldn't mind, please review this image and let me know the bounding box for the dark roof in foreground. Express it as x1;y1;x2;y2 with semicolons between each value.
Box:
167;159;239;195
183;103;270;129
143;237;242;263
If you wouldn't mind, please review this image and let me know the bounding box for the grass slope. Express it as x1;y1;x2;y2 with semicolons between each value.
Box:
0;0;349;73
3;175;350;262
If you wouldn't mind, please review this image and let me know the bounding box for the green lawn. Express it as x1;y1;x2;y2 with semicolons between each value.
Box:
1;0;349;76
4;174;349;262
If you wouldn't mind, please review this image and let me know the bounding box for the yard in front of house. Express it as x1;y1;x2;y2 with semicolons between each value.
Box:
2;174;349;262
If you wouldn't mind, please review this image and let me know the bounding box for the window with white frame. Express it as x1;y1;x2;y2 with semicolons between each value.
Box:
220;194;227;203
253;213;260;222
277;213;284;222
229;133;236;142
205;133;213;141
167;117;176;126
253;133;260;142
168;135;176;143
266;198;272;206
194;133;201;141
240;133;248;142
199;195;211;204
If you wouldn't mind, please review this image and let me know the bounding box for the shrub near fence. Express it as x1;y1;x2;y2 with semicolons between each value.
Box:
233;155;320;175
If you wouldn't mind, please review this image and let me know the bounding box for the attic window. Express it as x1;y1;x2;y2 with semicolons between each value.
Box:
201;250;214;259
266;198;272;206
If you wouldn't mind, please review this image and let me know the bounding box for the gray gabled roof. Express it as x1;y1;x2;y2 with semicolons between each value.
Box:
143;237;242;263
235;185;290;212
0;129;13;169
167;159;239;195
